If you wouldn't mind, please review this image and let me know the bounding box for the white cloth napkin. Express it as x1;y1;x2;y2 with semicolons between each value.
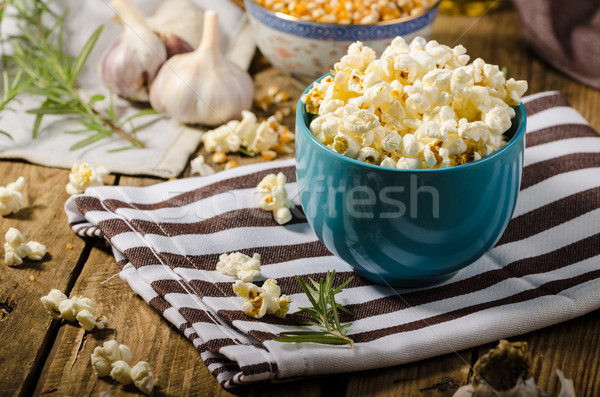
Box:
0;0;255;178
65;92;600;388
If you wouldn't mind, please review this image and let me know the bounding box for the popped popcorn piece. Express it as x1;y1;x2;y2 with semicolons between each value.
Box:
303;37;527;168
91;340;133;377
190;155;215;176
41;290;108;330
202;110;295;159
66;163;109;195
216;252;261;282
111;360;133;384
233;279;291;319
4;227;45;266
130;361;154;395
256;173;294;225
201;120;242;153
40;289;68;319
0;177;25;216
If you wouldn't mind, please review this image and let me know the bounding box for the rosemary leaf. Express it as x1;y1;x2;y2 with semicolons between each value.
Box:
275;270;354;348
1;0;148;150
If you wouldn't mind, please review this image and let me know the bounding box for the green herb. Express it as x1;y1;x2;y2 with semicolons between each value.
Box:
0;0;154;150
274;270;354;348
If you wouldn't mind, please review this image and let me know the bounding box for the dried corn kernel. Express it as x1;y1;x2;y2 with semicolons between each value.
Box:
66;243;74;250
211;151;227;164
254;0;436;24
261;149;278;161
224;160;238;170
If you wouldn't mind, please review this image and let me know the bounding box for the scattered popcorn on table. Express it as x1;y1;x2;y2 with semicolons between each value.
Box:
0;176;25;216
216;252;261;282
91;340;133;377
91;340;154;394
202;110;295;159
40;289;108;331
302;37;528;169
130;361;155;395
4;227;46;266
256;85;291;111
256;173;294;225
254;0;437;24
190;155;215;176
110;360;133;384
66;163;109;195
233;279;291;319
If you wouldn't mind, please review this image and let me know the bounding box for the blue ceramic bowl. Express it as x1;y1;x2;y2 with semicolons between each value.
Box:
295;78;527;287
244;0;440;80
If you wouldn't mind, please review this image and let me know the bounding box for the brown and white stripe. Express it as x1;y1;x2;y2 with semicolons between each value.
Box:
65;92;600;388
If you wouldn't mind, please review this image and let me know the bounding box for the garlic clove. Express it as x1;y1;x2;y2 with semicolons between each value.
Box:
147;0;205;49
149;11;254;125
156;32;194;59
101;0;167;102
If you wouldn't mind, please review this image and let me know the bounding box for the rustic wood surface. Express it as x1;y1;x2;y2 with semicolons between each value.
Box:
1;3;599;396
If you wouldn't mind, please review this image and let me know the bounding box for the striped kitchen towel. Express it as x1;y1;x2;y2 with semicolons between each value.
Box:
65;91;600;388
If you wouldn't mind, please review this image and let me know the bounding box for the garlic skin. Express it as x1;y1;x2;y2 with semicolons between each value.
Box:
147;0;204;49
149;11;254;126
101;0;167;102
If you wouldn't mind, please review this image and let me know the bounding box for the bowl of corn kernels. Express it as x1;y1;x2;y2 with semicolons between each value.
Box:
244;0;440;79
294;36;528;287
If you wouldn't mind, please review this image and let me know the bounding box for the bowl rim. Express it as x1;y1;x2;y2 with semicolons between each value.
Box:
244;0;441;27
296;74;527;174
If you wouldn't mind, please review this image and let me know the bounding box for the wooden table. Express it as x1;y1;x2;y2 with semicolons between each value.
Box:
1;4;599;396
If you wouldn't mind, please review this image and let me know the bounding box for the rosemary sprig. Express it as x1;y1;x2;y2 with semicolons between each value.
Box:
1;0;153;150
274;270;355;348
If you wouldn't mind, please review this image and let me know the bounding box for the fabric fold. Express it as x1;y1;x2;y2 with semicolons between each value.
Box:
65;92;600;388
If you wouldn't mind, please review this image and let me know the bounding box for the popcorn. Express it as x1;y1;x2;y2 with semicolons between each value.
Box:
91;340;134;377
303;37;527;168
40;289;67;319
202;110;294;159
256;173;294;225
4;227;46;266
110;360;133;384
66;163;108;195
190;155;215;177
0;177;25;216
41;289;108;330
233;279;291;319
216;252;261;282
130;361;154;395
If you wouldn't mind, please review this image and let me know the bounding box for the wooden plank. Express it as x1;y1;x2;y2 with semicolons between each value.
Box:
0;161;109;396
33;240;239;396
524;309;600;396
345;352;471;397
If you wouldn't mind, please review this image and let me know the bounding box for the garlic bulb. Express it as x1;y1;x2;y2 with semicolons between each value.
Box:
101;0;167;102
147;0;204;49
149;11;254;126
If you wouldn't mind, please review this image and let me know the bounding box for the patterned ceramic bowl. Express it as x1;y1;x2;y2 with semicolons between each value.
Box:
244;0;440;80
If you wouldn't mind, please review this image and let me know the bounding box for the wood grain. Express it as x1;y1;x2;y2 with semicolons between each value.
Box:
345;352;471;397
2;4;600;397
0;161;95;396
